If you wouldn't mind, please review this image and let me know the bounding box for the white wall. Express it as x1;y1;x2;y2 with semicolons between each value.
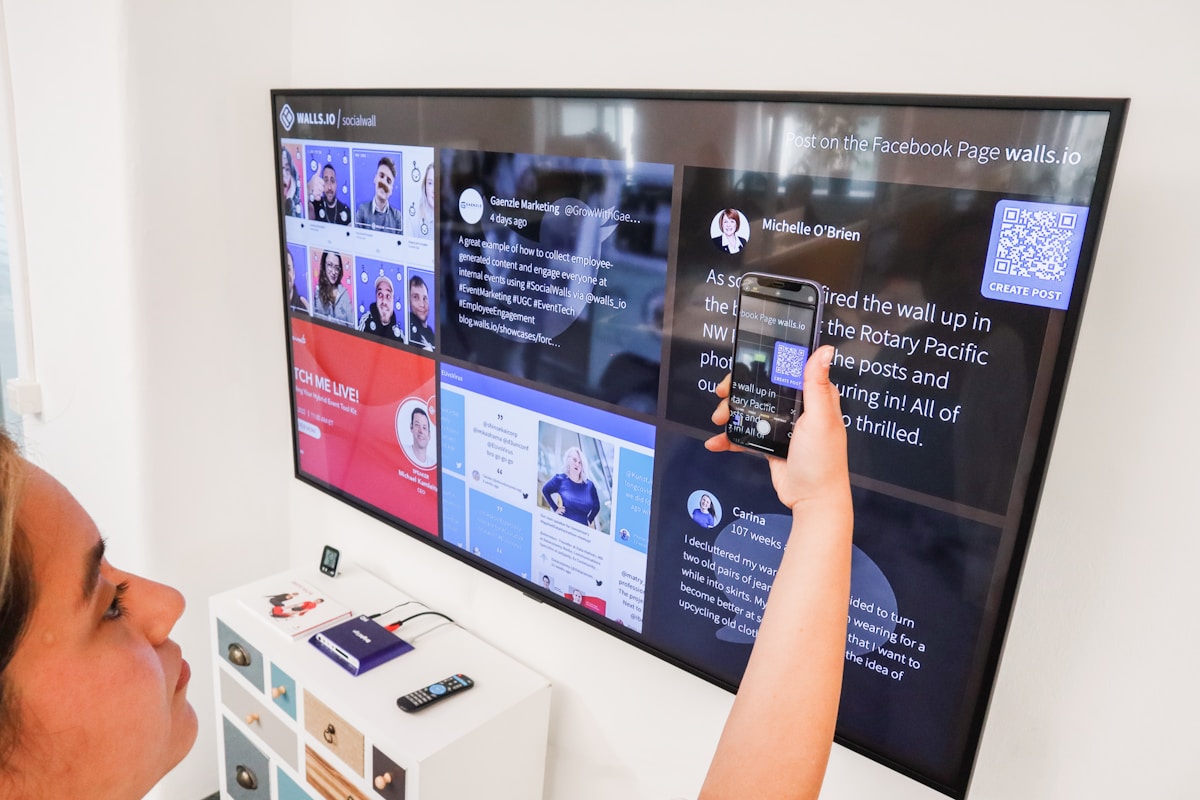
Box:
2;2;292;797
3;1;1196;798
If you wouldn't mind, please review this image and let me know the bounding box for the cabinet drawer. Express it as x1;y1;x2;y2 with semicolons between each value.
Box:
277;766;318;800
269;662;298;720
219;669;299;771
371;746;407;800
306;745;368;800
303;689;364;776
222;716;271;800
217;619;265;692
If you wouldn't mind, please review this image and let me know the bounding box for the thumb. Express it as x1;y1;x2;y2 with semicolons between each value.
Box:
802;345;842;422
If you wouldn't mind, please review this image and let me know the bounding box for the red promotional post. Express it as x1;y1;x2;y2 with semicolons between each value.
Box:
291;318;439;535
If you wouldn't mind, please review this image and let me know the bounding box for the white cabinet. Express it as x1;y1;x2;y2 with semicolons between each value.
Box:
210;567;551;800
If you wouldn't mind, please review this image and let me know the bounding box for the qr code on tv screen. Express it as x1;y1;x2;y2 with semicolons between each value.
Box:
980;200;1089;310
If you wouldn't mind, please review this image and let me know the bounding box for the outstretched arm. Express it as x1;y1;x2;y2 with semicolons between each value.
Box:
699;345;853;800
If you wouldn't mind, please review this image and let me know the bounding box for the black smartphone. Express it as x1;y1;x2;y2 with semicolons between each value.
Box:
726;273;824;457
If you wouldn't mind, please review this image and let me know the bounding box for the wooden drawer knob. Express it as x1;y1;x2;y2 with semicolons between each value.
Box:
245;713;259;725
374;771;393;790
272;685;288;699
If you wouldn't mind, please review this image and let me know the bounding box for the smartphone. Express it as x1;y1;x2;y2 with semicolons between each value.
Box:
726;273;824;457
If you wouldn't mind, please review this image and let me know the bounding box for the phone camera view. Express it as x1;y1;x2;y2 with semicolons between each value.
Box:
727;275;822;457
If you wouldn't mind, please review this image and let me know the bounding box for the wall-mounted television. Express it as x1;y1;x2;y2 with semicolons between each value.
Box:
272;89;1126;798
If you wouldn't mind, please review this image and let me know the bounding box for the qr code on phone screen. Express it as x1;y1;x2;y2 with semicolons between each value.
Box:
771;342;808;390
981;199;1089;310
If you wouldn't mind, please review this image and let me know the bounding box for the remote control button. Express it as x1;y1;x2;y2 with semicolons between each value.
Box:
429;683;447;696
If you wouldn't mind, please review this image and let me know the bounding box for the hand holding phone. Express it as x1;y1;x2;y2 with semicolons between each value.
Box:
725;273;823;458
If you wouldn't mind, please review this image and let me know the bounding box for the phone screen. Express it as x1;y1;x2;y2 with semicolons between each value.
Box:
726;274;823;457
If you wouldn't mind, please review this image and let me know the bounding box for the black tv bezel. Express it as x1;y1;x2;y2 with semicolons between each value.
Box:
272;88;1128;798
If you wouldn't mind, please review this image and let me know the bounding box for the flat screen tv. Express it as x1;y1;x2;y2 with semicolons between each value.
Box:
272;89;1126;798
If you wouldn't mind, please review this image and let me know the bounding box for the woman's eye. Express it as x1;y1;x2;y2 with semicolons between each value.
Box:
104;581;130;621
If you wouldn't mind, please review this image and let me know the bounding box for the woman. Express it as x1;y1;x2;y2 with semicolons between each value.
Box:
285;250;309;313
691;493;717;527
313;250;352;326
0;430;197;797
712;208;747;254
0;346;849;799
541;445;600;527
415;163;436;237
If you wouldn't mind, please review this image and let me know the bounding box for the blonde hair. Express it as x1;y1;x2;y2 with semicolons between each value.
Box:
562;446;586;474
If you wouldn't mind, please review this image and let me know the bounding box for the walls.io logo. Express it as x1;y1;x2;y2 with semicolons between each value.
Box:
279;103;295;132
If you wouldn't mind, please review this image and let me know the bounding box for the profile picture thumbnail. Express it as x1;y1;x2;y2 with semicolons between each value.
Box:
414;162;436;238
537;425;614;532
284;243;309;314
352;148;404;234
407;270;435;351
710;208;749;255
306;145;351;226
687;489;722;529
356;259;405;342
310;249;354;328
396;397;437;469
280;143;303;218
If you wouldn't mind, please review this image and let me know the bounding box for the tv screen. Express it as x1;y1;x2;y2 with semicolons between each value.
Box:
272;89;1126;797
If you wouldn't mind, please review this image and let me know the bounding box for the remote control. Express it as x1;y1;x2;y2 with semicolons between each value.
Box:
397;673;475;713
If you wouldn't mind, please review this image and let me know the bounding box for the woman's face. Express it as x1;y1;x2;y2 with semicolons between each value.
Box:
324;256;340;285
286;252;295;285
700;494;712;511
424;167;435;206
566;450;583;481
721;214;738;236
3;465;196;797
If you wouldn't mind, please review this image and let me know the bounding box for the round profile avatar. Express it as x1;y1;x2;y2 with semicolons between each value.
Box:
710;208;749;255
396;399;437;469
687;490;722;529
